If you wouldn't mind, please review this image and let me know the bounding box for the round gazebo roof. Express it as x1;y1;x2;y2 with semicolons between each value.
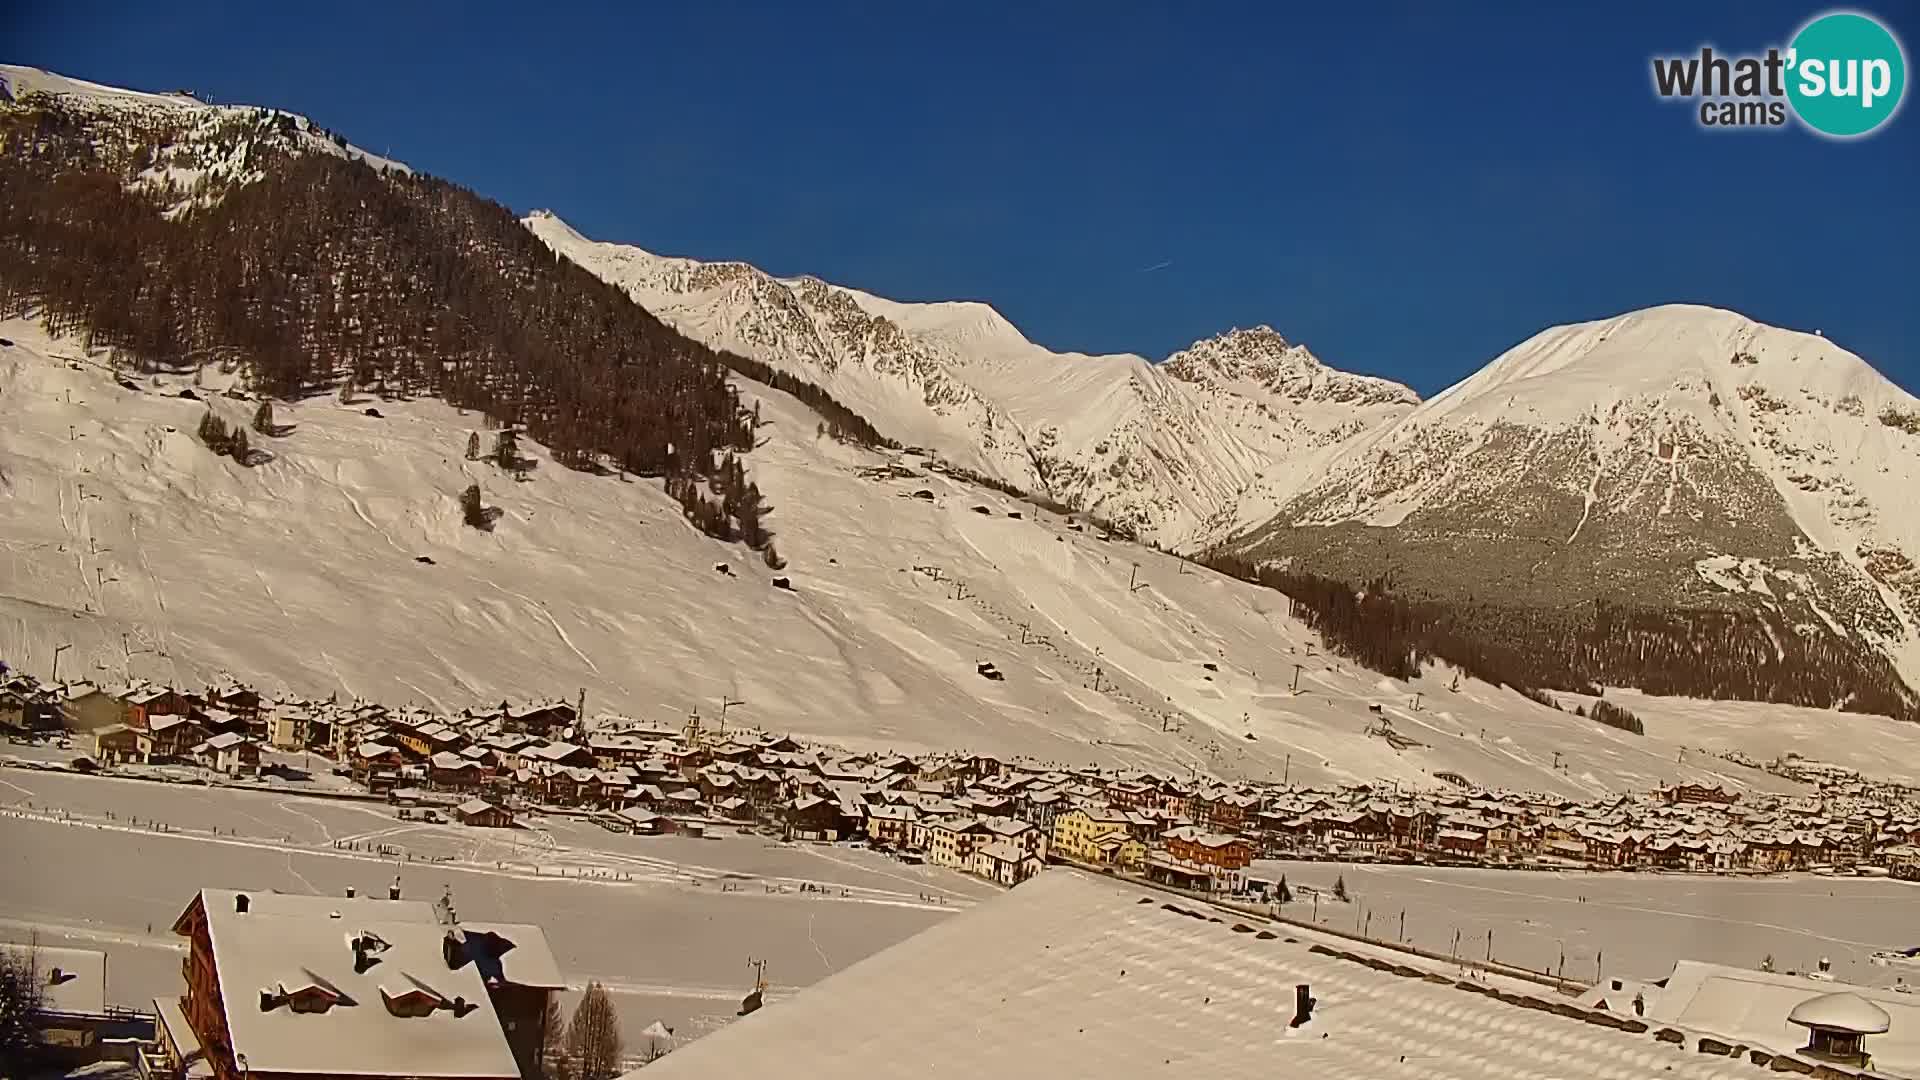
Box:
1787;992;1891;1035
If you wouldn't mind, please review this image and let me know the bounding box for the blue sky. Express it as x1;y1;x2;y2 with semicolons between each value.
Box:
14;1;1918;394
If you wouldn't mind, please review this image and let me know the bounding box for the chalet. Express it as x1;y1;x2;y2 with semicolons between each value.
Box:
785;795;845;841
1661;783;1739;806
93;723;141;765
1162;828;1254;871
429;752;487;791
0;686;30;732
614;807;676;835
504;701;576;737
925;817;992;871
123;685;193;730
1435;827;1487;857
1019;790;1066;831
192;732;261;777
1317;809;1389;851
352;741;409;788
588;733;663;767
864;803;918;848
1387;808;1437;849
984;815;1049;861
714;796;755;822
1197;791;1259;832
457;799;514;828
970;839;1043;886
52;682;123;732
167;887;559;1080
525;741;594;768
139;713;207;763
191;707;248;737
394;721;466;760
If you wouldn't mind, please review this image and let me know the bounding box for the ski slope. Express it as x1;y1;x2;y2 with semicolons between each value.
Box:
2;319;1914;793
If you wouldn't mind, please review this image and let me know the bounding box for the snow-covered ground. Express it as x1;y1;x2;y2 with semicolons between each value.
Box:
3;319;1914;796
0;769;991;1042
1260;859;1920;993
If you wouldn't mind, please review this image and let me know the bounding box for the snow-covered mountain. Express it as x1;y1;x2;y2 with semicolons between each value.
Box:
9;317;1914;793
0;64;408;209
1232;304;1920;699
6;63;1916;729
524;211;1418;547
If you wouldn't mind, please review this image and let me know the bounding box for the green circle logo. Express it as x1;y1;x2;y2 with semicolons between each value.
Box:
1787;12;1907;137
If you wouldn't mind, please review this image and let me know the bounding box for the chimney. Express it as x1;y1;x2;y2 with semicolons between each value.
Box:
1290;984;1315;1028
235;893;250;914
390;876;402;901
352;937;375;974
346;885;356;899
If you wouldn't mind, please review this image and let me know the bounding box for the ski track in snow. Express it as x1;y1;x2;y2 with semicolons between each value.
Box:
488;580;600;675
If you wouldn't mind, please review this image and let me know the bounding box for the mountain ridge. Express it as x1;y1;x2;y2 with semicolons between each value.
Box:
5;61;1916;724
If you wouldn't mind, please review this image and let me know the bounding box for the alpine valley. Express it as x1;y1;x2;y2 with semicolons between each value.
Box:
3;63;1916;795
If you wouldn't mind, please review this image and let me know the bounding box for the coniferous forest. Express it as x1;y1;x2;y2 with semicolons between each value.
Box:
0;94;886;549
1200;553;1920;725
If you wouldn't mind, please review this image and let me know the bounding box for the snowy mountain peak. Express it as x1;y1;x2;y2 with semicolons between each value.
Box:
0;62;411;189
523;210;1422;547
1163;325;1421;408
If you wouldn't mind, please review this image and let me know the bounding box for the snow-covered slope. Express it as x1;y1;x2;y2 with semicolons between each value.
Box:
0;63;408;211
1235;304;1920;692
523;211;1418;548
13;319;1911;792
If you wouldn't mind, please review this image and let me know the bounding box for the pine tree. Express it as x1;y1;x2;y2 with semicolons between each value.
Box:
252;400;274;436
1333;874;1348;902
566;982;622;1080
196;410;229;451
460;484;491;531
541;997;571;1080
1;941;46;1073
1276;875;1292;904
229;427;251;465
465;432;480;461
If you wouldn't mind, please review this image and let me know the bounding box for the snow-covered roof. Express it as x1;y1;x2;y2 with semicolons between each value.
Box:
1647;960;1919;1073
197;893;520;1078
637;870;1754;1080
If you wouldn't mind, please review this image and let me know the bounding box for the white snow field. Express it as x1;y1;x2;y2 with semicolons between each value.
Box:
0;770;993;1041
639;868;1762;1080
1257;859;1920;993
2;319;1915;795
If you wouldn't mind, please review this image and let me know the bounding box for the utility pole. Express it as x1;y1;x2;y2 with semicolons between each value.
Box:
1283;754;1291;786
1128;564;1148;593
1412;692;1422;711
719;697;745;733
52;643;72;684
1291;664;1303;693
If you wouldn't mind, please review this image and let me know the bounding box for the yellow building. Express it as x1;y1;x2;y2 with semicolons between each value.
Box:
1051;807;1132;863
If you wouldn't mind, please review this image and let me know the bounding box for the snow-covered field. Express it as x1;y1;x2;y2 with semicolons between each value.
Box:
1260;859;1920;992
0;769;991;1041
4;320;1913;797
